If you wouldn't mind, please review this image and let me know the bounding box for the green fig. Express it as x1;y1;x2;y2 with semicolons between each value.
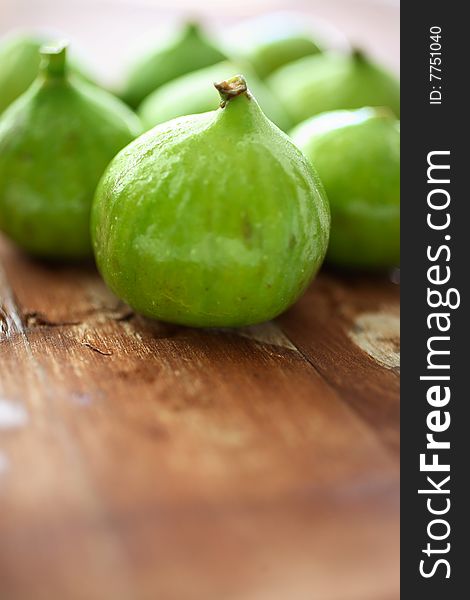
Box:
0;43;142;259
138;60;291;132
92;75;330;327
291;108;399;268
0;32;94;115
268;50;400;125
120;22;227;108
224;13;325;79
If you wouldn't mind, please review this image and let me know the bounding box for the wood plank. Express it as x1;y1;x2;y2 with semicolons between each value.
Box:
0;237;399;600
280;270;400;453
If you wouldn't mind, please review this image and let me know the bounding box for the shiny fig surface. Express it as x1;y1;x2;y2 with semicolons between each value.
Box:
92;76;330;327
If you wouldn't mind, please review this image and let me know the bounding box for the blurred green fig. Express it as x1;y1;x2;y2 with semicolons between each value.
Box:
224;12;326;79
138;60;291;131
269;50;400;125
291;107;399;268
0;32;94;115
0;43;142;259
120;22;227;108
92;75;330;327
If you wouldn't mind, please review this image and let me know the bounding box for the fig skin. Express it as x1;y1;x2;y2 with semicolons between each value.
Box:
0;33;93;115
0;44;142;259
92;76;330;328
120;22;227;109
268;50;400;125
291;107;399;269
138;60;292;132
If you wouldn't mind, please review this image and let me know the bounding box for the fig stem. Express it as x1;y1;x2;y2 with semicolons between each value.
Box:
214;75;249;107
352;47;367;63
40;41;68;78
184;21;201;36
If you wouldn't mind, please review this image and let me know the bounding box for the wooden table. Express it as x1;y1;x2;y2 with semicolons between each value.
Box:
0;234;399;600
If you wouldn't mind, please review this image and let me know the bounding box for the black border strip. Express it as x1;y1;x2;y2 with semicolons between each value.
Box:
401;2;467;597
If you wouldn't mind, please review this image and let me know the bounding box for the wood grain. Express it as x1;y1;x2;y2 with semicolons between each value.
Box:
0;236;399;600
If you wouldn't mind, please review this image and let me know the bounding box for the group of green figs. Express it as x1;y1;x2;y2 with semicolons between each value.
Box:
0;16;400;327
